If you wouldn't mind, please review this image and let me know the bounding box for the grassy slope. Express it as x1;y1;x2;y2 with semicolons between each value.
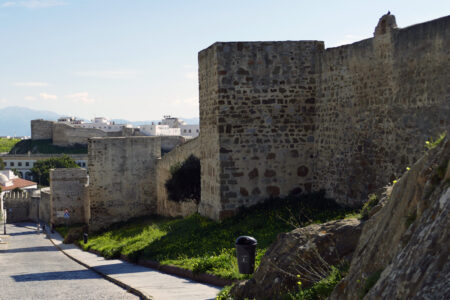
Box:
79;193;357;280
9;139;87;154
0;138;21;152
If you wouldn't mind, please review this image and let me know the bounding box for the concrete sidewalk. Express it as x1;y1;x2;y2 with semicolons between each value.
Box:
46;229;221;300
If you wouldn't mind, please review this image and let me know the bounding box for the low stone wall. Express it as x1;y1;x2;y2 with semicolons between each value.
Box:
50;168;88;226
156;137;201;217
161;136;187;154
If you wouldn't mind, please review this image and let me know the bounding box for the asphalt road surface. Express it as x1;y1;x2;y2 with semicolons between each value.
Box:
0;223;139;300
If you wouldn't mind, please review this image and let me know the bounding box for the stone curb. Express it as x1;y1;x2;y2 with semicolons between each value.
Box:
45;230;152;300
83;246;235;287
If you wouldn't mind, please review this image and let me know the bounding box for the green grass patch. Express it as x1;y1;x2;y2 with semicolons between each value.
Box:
282;264;348;300
9;139;87;154
0;138;21;153
82;193;356;280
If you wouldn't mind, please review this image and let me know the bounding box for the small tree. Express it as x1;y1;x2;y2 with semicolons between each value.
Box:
30;155;79;186
165;155;201;203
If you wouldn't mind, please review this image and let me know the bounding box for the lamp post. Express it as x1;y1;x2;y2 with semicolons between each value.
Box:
3;209;6;235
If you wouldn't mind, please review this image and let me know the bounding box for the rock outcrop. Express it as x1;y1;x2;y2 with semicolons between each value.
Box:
330;139;449;299
231;218;362;299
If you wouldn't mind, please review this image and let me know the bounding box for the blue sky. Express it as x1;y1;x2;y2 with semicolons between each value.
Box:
0;0;448;121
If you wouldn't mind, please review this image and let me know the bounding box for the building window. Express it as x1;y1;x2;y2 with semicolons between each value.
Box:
196;129;199;132
184;129;187;133
189;129;191;133
10;162;14;167
18;162;22;167
25;162;29;166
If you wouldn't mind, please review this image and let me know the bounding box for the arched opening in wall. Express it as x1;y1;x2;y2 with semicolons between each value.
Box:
165;155;201;204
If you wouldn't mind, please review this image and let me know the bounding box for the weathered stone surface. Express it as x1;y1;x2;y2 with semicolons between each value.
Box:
330;139;450;299
88;137;161;232
197;15;449;220
156;137;201;218
231;218;362;300
50;168;88;226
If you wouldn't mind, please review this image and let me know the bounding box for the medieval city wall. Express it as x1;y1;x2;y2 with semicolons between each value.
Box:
50;168;88;226
198;41;323;220
315;15;450;206
156;137;201;217
3;191;38;223
88;137;161;231
198;15;449;220
31;119;53;140
52;123;108;147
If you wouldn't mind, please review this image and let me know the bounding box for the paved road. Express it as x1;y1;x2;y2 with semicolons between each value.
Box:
0;223;139;300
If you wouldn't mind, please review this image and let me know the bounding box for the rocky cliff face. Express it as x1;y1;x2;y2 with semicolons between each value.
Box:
231;218;362;299
331;139;449;299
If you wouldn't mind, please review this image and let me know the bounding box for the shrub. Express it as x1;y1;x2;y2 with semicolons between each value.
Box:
425;132;446;150
360;194;379;221
165;155;200;203
30;155;79;186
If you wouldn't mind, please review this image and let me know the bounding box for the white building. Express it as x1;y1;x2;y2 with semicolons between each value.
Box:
141;116;199;139
0;154;88;181
58;116;132;133
139;124;181;136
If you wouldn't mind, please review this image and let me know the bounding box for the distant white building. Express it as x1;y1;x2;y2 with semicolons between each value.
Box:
57;116;132;133
141;116;199;139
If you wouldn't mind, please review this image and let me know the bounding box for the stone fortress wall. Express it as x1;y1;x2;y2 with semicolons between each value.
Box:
3;191;40;223
198;15;450;220
31;119;53;140
50;168;88;226
40;15;449;229
88;137;161;231
31;119;142;147
156;137;201;217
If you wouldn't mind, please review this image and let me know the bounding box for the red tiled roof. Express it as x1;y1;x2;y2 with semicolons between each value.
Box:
1;178;37;191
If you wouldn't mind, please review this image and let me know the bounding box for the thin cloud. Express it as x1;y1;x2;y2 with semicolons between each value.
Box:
39;92;57;100
65;92;95;104
1;1;67;8
24;96;36;101
13;81;49;87
74;70;137;79
0;98;8;104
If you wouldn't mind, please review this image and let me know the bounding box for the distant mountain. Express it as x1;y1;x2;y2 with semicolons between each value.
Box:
0;106;200;136
0;106;61;136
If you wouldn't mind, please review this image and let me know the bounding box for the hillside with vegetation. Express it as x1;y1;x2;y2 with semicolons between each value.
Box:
0;138;21;153
9;139;87;154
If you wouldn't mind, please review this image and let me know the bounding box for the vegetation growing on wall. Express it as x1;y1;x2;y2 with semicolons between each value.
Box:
165;155;201;203
0;157;4;170
30;155;79;186
9;139;87;154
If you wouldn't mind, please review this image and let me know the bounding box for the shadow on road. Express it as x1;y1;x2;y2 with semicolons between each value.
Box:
0;246;58;253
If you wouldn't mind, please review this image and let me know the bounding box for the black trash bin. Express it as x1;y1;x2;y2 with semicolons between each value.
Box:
83;233;88;244
235;236;257;274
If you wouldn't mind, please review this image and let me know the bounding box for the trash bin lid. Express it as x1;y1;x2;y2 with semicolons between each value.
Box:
235;235;257;245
